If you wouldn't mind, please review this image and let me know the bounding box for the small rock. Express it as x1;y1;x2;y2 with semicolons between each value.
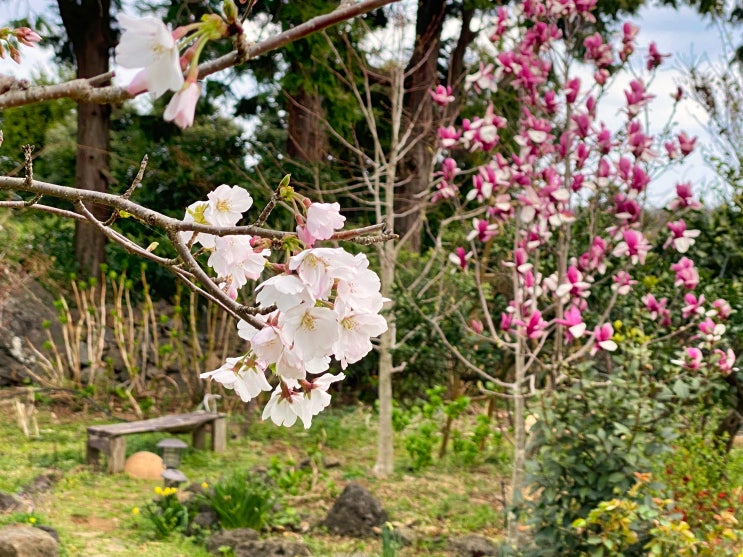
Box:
447;534;499;556
233;539;310;557
206;528;259;554
321;483;388;538
0;493;22;512
124;452;164;480
191;510;218;530
0;524;59;557
34;526;59;543
23;472;61;495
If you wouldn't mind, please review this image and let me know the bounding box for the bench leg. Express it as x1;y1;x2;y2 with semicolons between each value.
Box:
212;417;226;453
87;437;103;468
108;437;127;474
192;425;207;450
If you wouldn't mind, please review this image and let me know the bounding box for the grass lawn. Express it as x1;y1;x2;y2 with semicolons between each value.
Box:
0;403;510;556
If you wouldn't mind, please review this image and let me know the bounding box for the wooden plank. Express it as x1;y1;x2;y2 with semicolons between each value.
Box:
88;412;226;437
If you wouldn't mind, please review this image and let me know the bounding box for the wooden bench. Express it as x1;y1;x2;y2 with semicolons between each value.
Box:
86;411;226;474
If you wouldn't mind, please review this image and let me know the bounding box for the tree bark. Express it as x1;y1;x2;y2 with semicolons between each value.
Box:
395;0;446;252
58;0;113;278
286;84;328;163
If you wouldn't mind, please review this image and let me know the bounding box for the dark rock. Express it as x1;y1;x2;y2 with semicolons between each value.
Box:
0;280;57;387
321;483;388;537
0;524;59;557
23;472;61;495
233;539;311;557
34;527;58;543
206;528;259;554
0;493;22;513
192;510;218;530
446;534;499;556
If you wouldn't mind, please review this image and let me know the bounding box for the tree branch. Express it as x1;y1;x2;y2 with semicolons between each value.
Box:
0;0;400;110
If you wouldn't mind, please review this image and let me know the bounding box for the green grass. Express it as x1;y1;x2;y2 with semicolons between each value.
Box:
0;404;510;556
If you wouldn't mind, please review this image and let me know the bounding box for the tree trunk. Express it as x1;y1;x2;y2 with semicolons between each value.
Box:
286;85;328;163
58;0;113;278
395;0;446;252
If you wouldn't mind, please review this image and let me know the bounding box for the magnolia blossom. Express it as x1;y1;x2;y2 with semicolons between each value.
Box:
671;347;703;371
671;257;699;290
591;323;617;355
664;220;699;253
698;317;725;342
612;229;650;265
714;348;737;375
611;271;637;295
115;13;184;97
555;306;586;342
449;247;472;271
711;299;732;320
681;293;705;319
430;84;455;106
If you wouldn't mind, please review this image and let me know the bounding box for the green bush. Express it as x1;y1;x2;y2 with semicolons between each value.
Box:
142;486;190;539
203;473;275;530
523;357;676;557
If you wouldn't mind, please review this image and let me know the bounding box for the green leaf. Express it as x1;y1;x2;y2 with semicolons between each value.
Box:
672;379;690;399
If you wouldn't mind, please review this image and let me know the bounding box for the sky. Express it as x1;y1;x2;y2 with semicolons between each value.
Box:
0;1;734;203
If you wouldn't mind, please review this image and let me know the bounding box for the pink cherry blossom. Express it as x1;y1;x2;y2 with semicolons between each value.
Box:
298;202;346;246
15;27;42;47
262;383;305;428
164;81;200;129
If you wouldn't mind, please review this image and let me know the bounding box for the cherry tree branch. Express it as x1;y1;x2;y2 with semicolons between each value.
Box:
0;0;399;110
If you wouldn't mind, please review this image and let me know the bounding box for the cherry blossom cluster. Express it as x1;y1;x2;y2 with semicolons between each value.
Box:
115;1;241;128
433;0;735;378
188;184;388;428
0;26;41;63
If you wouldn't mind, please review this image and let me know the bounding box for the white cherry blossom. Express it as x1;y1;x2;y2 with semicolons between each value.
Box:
115;14;184;98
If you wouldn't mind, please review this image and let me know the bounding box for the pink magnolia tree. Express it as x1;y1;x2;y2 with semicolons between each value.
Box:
0;0;397;428
424;0;738;545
